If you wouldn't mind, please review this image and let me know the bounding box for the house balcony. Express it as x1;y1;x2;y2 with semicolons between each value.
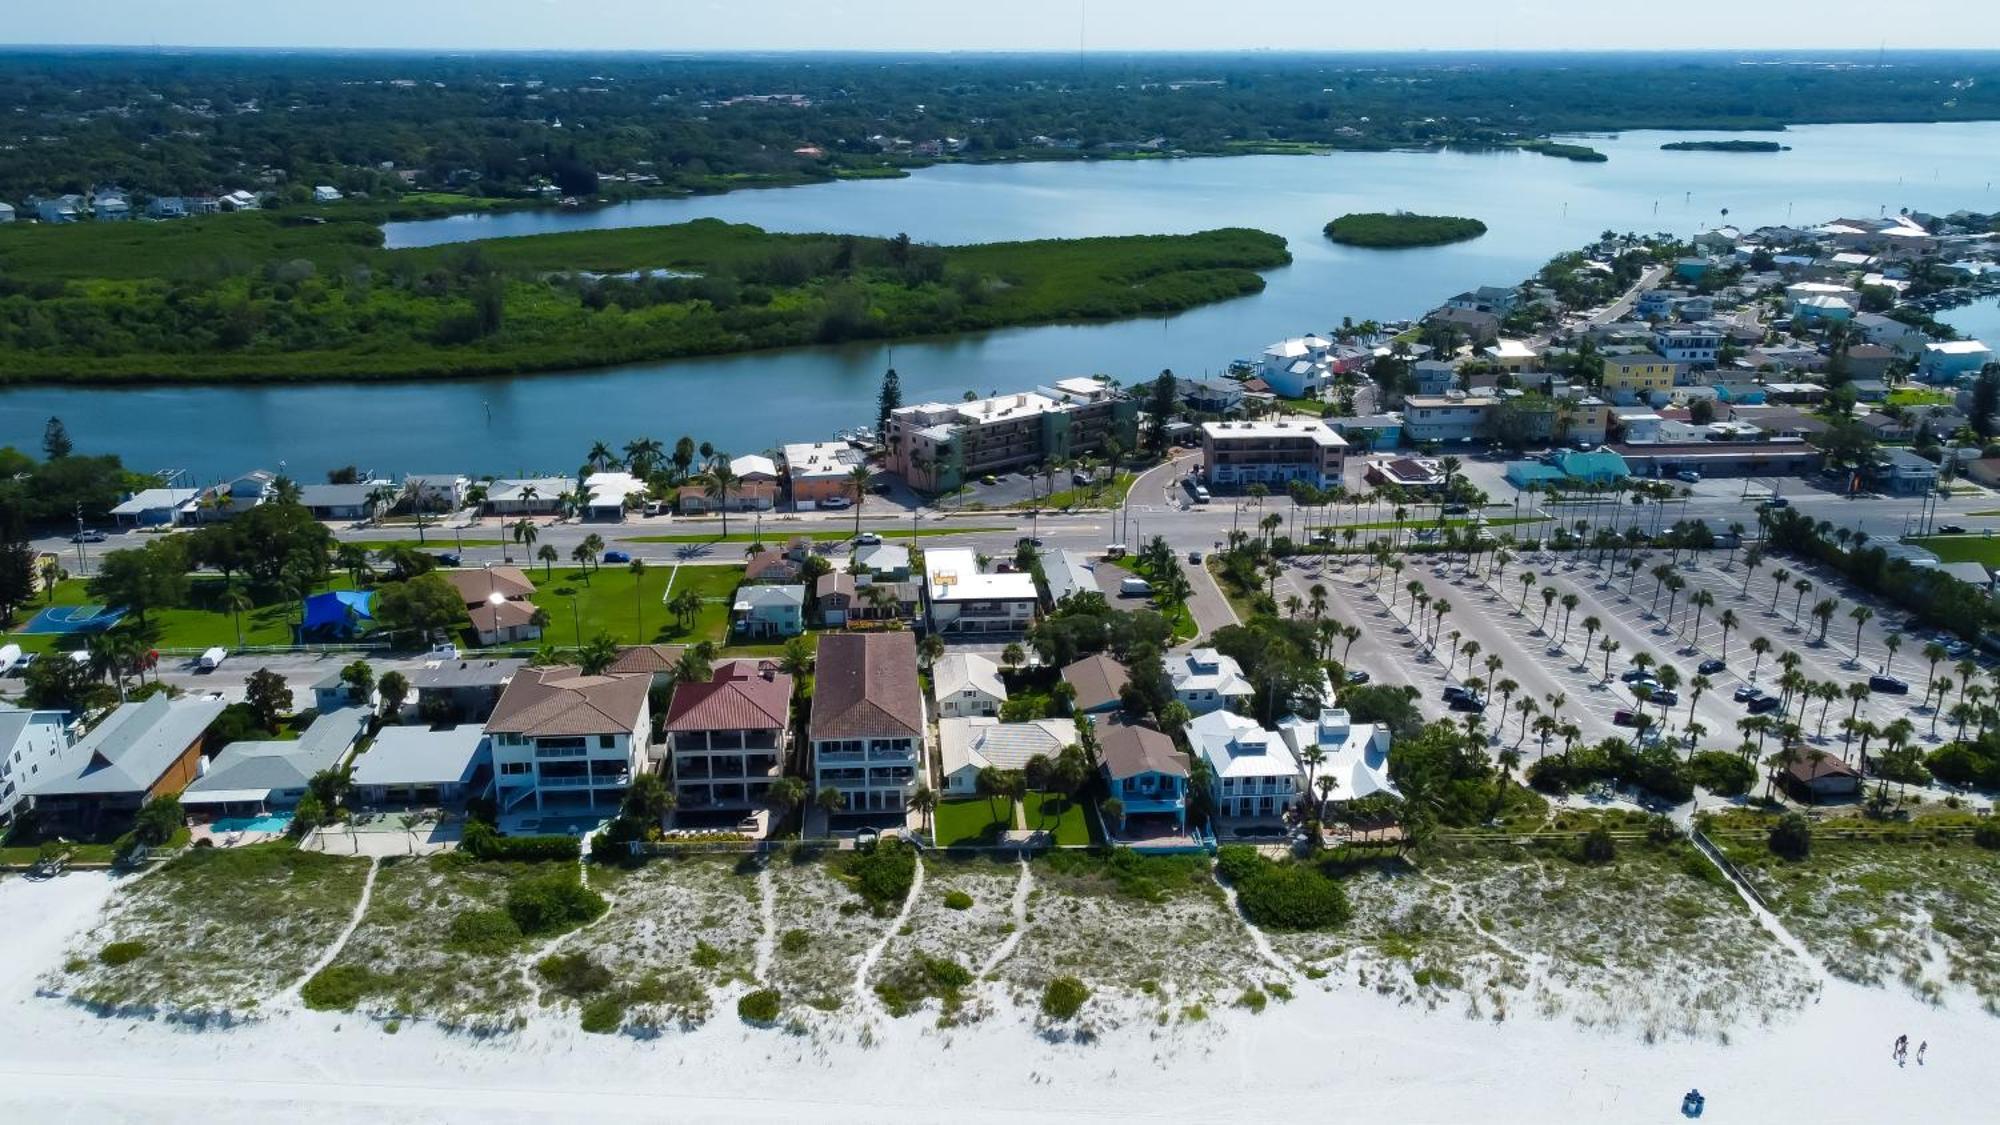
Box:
540;772;631;789
1118;794;1186;815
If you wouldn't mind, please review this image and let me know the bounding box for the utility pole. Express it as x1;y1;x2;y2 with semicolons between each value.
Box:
73;505;86;574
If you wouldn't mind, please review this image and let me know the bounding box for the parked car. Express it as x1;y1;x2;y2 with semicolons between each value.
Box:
1868;674;1910;694
1344;669;1371;685
7;651;38;677
198;647;228;672
1745;695;1782;714
1676;470;1702;484
70;529;107;543
1620;667;1654;683
1938;524;1968;535
602;550;631;564
1018;536;1044;548
1072;470;1092;485
1733;684;1765;703
1697;658;1727;675
854;532;882;546
1441;685;1473;703
1761;496;1790;509
1442;503;1469;515
1612;710;1639;727
1648;690;1679;708
979;475;998;486
1448;693;1487;713
1187;550;1204;564
434;553;461;567
819;496;850;509
1118;577;1153;597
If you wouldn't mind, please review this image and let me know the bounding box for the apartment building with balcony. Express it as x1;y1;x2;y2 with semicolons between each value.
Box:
486;666;651;816
1199;419;1348;490
664;660;792;814
1399;393;1499;443
885;377;1139;493
809;632;926;818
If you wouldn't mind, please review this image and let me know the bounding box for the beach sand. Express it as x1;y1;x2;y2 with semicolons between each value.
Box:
0;869;1984;1124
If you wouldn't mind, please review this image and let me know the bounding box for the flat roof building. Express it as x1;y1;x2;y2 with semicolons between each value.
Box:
1199;419;1348;490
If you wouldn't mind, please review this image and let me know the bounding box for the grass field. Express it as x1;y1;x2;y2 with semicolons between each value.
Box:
527;563;742;647
4;574;362;655
1886;388;1956;407
1021;792;1095;844
1909;535;2000;566
934;797;1012;846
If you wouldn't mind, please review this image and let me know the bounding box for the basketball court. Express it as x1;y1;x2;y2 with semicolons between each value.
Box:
16;604;128;635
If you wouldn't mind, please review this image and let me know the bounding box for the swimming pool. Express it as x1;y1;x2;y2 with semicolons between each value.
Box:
208;813;293;834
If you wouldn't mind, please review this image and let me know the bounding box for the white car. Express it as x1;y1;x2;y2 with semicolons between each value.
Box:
820;496;850;509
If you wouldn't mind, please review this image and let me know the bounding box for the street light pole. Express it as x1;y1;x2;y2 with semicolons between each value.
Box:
73;504;86;574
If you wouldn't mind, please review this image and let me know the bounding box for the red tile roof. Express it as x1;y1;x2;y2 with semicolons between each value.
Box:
810;632;922;740
666;660;792;732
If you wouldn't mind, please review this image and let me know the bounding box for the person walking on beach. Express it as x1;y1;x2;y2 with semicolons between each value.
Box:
1893;1034;1907;1059
1917;1041;1927;1065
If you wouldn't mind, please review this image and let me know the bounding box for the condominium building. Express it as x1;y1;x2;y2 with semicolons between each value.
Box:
885;378;1139;493
782;440;868;506
1199;419;1348;489
664;660;792;813
486;666;651;817
809;632;926;817
1399;393;1499;443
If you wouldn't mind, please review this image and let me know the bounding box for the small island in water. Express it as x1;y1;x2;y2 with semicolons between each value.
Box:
1323;212;1488;248
1662;140;1789;153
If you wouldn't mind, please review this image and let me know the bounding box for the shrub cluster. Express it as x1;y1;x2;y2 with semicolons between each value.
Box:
97;940;147;966
536;952;613;998
843;839;917;914
505;869;608;937
301;964;376;1011
1769;812;1813;860
1927;736;2000;789
737;988;782;1024
942;889;974;910
1215;845;1351;931
1040;976;1090;1020
446;908;524;954
461;819;581;862
1525;738;1694;803
1687;751;1756;797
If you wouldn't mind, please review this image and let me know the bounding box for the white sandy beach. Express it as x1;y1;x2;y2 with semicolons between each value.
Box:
0;869;1986;1124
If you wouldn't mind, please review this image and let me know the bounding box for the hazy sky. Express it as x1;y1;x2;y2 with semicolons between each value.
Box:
5;0;1999;53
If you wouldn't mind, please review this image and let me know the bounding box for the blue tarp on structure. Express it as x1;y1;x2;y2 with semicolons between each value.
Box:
302;590;375;635
1504;462;1567;488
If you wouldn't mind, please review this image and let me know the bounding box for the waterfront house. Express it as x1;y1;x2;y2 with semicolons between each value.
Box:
25;695;227;834
851;542;912;580
583;471;645;520
1167;647;1253;715
180;708;369;819
938;716;1077;795
483;477;570;516
934;653;1007;719
665;660;791;815
809;632;925;818
1259;336;1334;399
298;481;390;522
1098;719;1189;837
732;584;806;639
486;665;651;817
1652;324;1723;368
1177;375;1248;415
1061;653;1130;715
924;548;1038;635
349;724;491;809
108;487;201;528
401;474;468;513
1274;708;1396;815
1187;709;1301;822
0;708;70;825
783;441;868;507
1919;340;1994;384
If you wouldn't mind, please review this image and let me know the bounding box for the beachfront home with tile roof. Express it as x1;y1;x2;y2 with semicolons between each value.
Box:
665;660;792;814
486;666;651;816
809;632;925;818
937;716;1078;795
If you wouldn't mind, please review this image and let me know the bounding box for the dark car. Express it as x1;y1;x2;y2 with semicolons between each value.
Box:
1746;695;1782;714
1620;667;1654;683
1442;685;1472;702
1017;536;1044;548
602;550;631;564
1344;669;1371;686
434;553;461;567
1733;684;1763;703
1612;709;1639;727
1442;503;1470;515
1697;658;1727;675
1762;496;1790;509
1649;690;1679;708
1938;524;1968;535
70;530;107;543
1868;674;1911;695
1448;693;1487;713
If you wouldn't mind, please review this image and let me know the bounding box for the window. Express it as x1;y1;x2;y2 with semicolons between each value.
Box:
599;735;617;749
501;762;531;776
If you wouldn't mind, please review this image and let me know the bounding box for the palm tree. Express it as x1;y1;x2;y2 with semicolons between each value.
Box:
624;437;665;479
906;783;938;835
581;532;605;571
846;463;872;537
1517;570;1536;613
1649;564;1674;615
1558;593;1581;647
587;440;618;471
816;786;847;822
578;632;620;675
701;455;739;537
1688;674;1711;730
399;478;432;543
538;543;559;580
1717;609;1739;661
1687;589;1715;642
1740;547;1763;596
1749;635;1773;680
1923;641;1949;696
220;580;252;650
1599;636;1621;681
1791;578;1814;626
1849;605;1874;659
571;543;593;579
512;518;538;564
1538;586;1558;633
1768;567;1790;612
1514;696;1539;746
1811;598;1838;644
629;558;649;638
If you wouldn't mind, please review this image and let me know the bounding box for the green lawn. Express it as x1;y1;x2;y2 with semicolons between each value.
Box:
1014;472;1137;511
5;575;360;655
933;797;1012;847
623;526;1007;544
1021;792;1095;845
1909;536;2000;567
526;563;742;647
1886;388;1955;407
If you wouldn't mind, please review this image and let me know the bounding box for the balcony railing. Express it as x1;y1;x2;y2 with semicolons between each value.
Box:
541;773;630;789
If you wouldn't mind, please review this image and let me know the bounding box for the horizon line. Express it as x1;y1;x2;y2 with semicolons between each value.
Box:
0;44;1996;58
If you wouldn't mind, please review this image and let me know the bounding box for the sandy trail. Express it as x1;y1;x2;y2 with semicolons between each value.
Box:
852;855;924;1011
276;856;382;1010
976;858;1034;979
752;862;776;984
1217;875;1299;980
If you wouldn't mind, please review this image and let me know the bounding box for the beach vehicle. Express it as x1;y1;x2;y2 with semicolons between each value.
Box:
198;646;227;671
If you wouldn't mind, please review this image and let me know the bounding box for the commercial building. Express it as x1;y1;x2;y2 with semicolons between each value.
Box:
809;633;926;817
1400;393;1498;443
1199;419;1348;489
885;378;1139;493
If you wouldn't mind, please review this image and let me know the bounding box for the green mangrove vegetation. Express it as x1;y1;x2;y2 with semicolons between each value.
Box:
1323;212;1487;248
1660;140;1789;152
1519;140;1609;163
0;216;1289;383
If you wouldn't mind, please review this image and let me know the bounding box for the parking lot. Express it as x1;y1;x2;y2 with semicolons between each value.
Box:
1289;543;1956;760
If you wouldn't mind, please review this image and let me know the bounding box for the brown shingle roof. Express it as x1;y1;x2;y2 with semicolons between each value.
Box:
469;598;539;633
810;632;923;740
1098;719;1186;780
442;566;537;605
610;644;686;675
666;660;791;732
1061;654;1130;713
816;571;856;602
744;550;804;583
1786;751;1860;784
486;666;650;738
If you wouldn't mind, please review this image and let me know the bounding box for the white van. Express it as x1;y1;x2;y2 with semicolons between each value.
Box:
1119;577;1153;597
198;646;228;671
0;644;19;675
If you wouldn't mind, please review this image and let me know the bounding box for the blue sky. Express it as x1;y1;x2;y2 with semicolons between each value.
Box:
5;0;1998;52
